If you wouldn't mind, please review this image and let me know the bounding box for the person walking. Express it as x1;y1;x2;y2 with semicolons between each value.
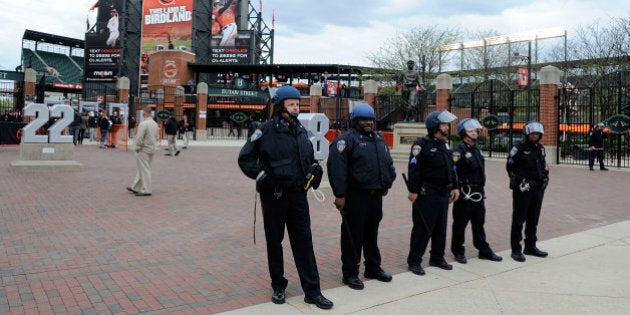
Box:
88;111;98;142
178;114;194;149
164;114;180;156
327;102;397;290
506;121;550;262
405;110;460;276
97;111;111;149
237;86;333;310
69;109;82;145
451;118;502;264
127;106;158;196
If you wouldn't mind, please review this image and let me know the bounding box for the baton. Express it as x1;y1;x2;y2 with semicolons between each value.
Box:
340;206;360;266
402;173;431;236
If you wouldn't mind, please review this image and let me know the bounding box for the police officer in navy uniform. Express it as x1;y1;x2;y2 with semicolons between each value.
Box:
588;122;608;171
327;102;397;290
406;110;460;276
237;86;333;310
451;118;502;264
506;121;550;262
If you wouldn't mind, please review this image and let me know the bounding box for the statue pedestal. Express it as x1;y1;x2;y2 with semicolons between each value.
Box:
391;122;428;162
10;143;82;171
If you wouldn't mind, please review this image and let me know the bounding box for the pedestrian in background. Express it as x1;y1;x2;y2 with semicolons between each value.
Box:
178;114;194;149
164;114;180;156
127;106;158;196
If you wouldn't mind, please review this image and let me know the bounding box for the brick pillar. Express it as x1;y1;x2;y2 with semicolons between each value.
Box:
174;86;184;119
156;89;165;113
309;84;321;113
196;83;208;141
363;79;378;107
539;65;561;164
24;68;37;100
117;77;130;104
435;74;453;114
23;69;37;123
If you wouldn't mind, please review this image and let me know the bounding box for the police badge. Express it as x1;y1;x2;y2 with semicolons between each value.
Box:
250;129;262;142
453;151;461;162
337;139;347;153
412;144;422;156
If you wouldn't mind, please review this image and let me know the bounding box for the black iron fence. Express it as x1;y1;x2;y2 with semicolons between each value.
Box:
452;79;539;160
558;71;630;168
0;81;24;119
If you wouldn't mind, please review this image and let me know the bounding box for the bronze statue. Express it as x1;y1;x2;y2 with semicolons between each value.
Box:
399;60;422;121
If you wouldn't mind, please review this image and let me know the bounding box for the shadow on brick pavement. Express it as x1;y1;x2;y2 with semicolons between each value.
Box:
0;142;628;314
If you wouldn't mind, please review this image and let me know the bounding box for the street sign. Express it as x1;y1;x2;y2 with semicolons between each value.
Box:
156;110;171;121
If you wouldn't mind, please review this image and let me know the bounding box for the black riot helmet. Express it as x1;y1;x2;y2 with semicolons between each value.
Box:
425;110;457;135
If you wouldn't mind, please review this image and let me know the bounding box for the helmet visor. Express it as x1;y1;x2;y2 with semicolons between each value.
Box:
437;110;457;123
525;122;544;134
462;119;482;131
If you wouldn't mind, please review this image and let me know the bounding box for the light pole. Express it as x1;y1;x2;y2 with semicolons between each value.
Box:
513;41;532;90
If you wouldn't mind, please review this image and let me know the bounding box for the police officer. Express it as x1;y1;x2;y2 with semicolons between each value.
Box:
588;122;608;171
237;86;333;310
406;110;460;275
506;121;550;262
451;118;502;264
327;102;397;290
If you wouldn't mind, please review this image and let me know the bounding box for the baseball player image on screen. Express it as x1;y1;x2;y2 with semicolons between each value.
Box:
213;0;239;46
106;8;120;47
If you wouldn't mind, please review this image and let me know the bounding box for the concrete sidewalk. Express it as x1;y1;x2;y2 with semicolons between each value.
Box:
221;220;630;314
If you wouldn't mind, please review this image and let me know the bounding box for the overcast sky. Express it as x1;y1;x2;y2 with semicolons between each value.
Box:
0;0;626;71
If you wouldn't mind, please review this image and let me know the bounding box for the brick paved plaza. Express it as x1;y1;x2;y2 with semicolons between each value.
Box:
1;142;628;314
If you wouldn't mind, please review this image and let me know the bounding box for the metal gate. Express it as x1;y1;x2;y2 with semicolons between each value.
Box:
0;81;24;116
558;71;630;168
452;79;539;159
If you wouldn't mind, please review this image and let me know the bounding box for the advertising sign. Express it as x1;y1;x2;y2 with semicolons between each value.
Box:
85;0;124;82
140;0;194;74
211;0;250;64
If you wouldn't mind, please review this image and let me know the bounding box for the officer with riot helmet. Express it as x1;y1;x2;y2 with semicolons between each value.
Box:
327;102;397;290
406;110;460;276
506;121;550;262
451;118;502;264
237;86;333;310
588;122;608;171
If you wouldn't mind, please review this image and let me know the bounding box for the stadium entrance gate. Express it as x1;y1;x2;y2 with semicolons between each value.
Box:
558;70;630;169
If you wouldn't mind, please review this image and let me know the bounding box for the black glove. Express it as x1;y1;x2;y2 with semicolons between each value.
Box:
304;163;323;190
256;172;274;192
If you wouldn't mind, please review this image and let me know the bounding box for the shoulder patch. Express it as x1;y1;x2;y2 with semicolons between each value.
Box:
337;139;347;153
509;146;518;157
250;129;263;142
453;151;461;162
412;144;422;156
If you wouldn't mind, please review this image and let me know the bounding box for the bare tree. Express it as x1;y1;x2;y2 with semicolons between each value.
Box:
365;26;462;82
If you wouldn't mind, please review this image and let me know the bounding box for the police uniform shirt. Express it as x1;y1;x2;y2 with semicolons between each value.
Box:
327;129;396;197
238;115;315;190
588;129;606;148
407;136;458;193
506;140;549;182
453;142;485;186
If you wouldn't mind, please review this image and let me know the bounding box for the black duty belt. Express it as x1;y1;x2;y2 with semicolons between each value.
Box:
421;182;452;193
